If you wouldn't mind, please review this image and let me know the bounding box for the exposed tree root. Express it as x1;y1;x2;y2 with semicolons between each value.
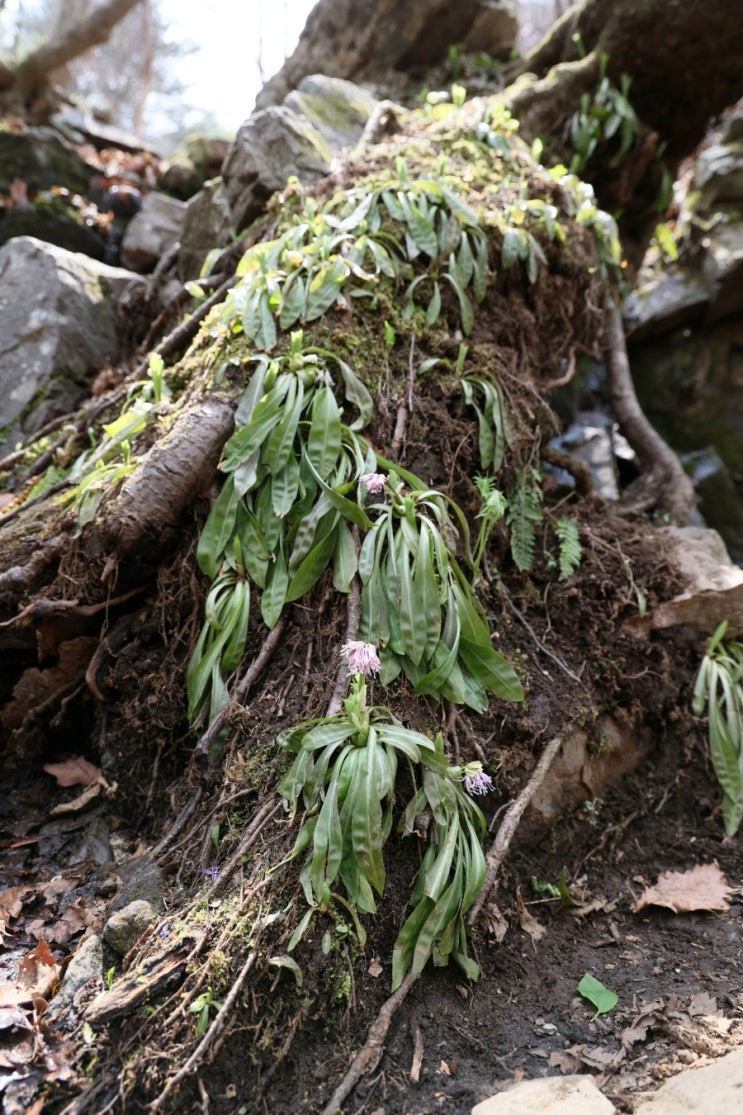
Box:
320;969;419;1115
604;290;696;523
468;732;565;925
149;938;262;1113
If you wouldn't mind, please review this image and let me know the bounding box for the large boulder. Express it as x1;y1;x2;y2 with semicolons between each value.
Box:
0;237;144;438
222;75;378;231
178;178;232;282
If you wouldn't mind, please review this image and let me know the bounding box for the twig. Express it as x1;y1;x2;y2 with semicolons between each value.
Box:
149;944;260;1113
543;347;576;391
499;590;584;684
152;789;203;857
320;969;418;1115
193;617;287;760
326;576;361;717
468;733;564;925
390;334;416;461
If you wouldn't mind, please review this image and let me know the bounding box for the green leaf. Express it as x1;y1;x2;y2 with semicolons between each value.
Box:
196;476;239;578
305;259;348;321
264;377;304;475
443;269;474;335
286;516;339;601
332;519;358;593
307;386;342;478
261;547;289;628
425;282;442;326
577;973;618;1017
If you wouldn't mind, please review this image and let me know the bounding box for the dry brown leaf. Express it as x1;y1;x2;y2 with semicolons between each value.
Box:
43;757;102;788
368;957;383;978
550;1043;625;1073
689;991;720;1017
485;901;508;943
633;863;730;914
516;890;546;945
48;777;113;815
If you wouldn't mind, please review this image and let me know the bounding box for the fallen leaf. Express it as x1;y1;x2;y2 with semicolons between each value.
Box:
577;972;618;1017
689;991;719;1017
368;957;383;978
550;1043;625;1073
49;777;114;816
43;757;102;788
485;901;508;943
517;890;546;945
633;863;730;914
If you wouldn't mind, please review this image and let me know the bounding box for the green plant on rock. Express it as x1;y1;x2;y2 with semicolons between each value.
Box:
693;621;743;836
569;53;639;174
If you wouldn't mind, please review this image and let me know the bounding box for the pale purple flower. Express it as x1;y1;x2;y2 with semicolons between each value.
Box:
359;472;387;494
159;922;171;939
341;640;381;677
462;763;494;796
203;866;220;882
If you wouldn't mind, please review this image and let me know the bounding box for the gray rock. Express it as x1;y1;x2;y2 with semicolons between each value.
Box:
694;140;743;206
700;223;743;321
624;272;710;342
472;1074;616;1114
120;191;186;272
159;134;230;201
104;899;155;955
46;933;103;1026
0;126;92;195
223;75;377;231
633;1048;743;1113
0;236;144;437
178;178;232;282
284;75;379;151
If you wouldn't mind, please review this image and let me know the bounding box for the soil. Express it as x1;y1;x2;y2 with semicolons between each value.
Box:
2;510;741;1115
1;100;740;1115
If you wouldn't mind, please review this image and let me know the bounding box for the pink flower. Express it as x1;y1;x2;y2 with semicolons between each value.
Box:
359;472;387;494
341;640;381;677
462;763;494;796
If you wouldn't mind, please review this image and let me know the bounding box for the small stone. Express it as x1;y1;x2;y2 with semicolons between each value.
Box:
104;899;155;955
471;1074;617;1115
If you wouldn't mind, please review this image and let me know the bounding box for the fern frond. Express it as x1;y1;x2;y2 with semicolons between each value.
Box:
506;469;543;571
555;517;582;579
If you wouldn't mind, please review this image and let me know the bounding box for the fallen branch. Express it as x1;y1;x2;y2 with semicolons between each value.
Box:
468;733;565;925
320;969;418;1115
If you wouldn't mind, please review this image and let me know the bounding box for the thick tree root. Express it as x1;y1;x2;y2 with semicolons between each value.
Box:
604;291;696;523
320;969;419;1115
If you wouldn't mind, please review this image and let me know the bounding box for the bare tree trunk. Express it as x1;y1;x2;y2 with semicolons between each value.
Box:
5;0;143;104
131;0;153;135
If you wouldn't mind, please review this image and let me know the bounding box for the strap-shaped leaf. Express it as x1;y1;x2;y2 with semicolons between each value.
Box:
332;520;357;593
271;455;300;517
263;377;304;475
261;546;289;629
221;376;291;471
285;515;339;601
307;385;342;478
196;475;239;578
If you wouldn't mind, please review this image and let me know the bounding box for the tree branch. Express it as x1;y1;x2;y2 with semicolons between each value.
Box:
13;0;143;103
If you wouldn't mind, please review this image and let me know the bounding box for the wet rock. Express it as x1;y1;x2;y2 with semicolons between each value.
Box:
700;223;743;321
104;899;155;956
46;933;103;1026
633;1048;743;1113
471;1073;616;1114
0;236;144;439
120;191;186;272
223;75;377;231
